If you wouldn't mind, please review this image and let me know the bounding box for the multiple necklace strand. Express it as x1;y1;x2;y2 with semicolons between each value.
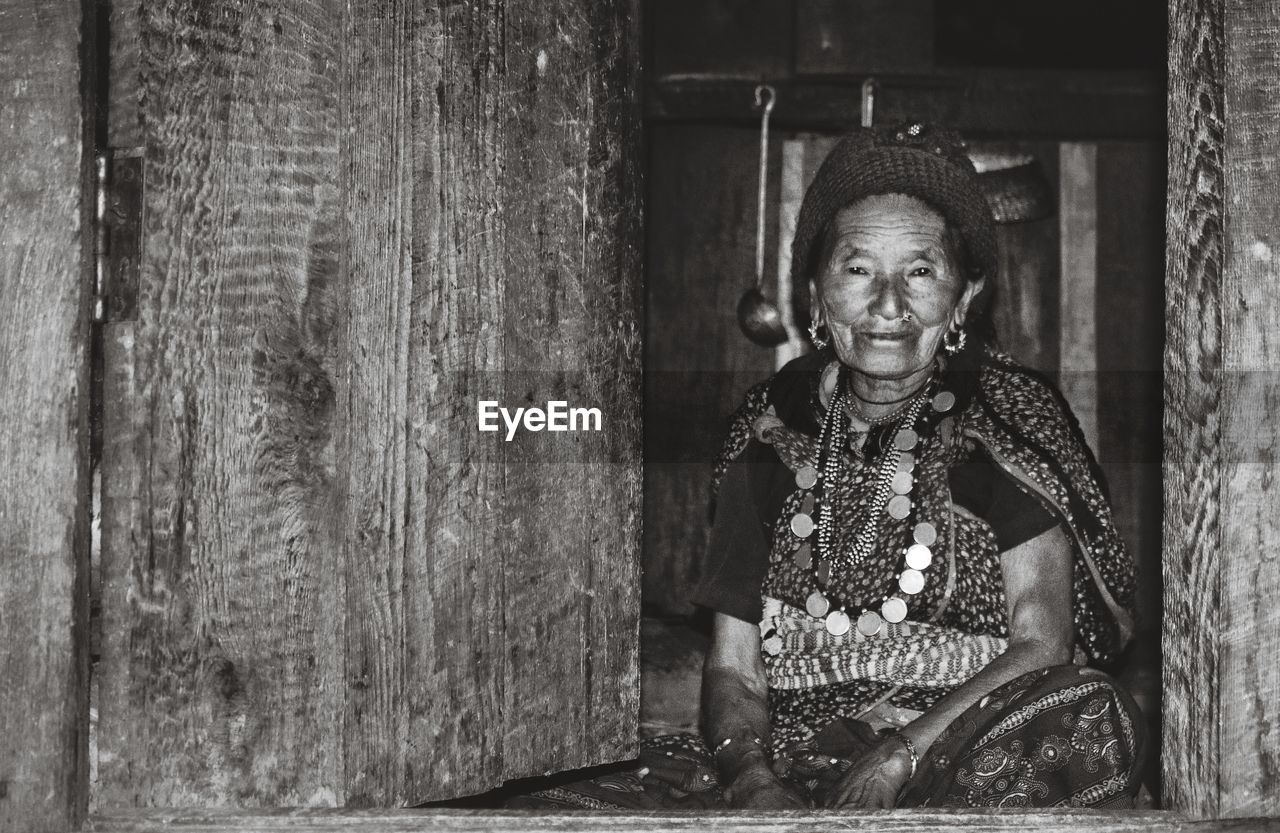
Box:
776;363;957;640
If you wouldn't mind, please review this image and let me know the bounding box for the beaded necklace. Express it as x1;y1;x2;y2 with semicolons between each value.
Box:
783;364;957;638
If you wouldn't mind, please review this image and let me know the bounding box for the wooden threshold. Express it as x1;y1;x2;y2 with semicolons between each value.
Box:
82;808;1280;833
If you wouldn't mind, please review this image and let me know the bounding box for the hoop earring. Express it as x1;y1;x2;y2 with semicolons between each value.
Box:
943;325;967;355
808;321;829;350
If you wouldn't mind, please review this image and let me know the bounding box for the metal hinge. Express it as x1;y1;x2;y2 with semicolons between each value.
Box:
93;148;144;324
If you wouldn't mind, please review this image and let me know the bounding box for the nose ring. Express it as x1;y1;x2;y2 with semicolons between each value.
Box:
899;312;914;322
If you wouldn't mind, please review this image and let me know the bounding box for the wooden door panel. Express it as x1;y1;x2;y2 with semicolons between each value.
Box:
95;0;348;808
0;1;92;830
96;0;641;807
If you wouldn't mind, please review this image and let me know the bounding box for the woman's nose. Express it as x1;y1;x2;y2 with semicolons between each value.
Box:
868;276;906;321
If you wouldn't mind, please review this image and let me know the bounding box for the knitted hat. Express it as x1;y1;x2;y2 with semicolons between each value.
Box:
791;122;997;326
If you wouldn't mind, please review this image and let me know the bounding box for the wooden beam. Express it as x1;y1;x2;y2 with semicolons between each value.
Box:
1164;0;1224;817
0;1;93;831
1218;0;1280;818
645;72;1164;139
1165;0;1280;819
79;808;1280;833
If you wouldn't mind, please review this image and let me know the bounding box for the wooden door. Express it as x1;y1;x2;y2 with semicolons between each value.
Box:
94;0;641;808
0;1;93;830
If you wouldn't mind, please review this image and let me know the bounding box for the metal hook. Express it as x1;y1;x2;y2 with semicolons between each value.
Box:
754;83;776;115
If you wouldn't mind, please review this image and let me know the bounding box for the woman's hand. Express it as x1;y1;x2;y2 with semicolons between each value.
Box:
821;738;913;809
723;758;810;809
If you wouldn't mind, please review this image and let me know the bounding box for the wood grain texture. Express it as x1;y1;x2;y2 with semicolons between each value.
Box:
381;0;510;806
97;0;642;806
1219;0;1280;817
80;807;1280;833
0;1;92;830
497;0;643;780
1163;0;1225;818
340;0;420;805
642;126;778;617
344;0;645;802
95;0;348;807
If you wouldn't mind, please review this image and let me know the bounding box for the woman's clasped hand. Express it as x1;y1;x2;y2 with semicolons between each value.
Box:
819;739;913;809
723;754;810;809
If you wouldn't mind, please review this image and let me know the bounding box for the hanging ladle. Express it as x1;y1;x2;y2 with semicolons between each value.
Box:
737;84;788;346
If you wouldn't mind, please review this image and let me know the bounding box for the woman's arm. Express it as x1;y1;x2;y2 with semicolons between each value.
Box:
901;522;1074;751
702;612;808;808
823;522;1075;807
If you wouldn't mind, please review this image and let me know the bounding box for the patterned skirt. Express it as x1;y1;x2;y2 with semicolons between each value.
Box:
507;665;1147;810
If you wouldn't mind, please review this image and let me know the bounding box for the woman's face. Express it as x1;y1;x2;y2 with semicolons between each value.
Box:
811;193;984;379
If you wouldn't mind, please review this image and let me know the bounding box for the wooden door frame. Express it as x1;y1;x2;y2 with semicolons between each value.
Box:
6;0;1280;829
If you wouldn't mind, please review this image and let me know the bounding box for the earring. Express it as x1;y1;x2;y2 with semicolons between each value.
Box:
943;325;967;355
808;321;829;350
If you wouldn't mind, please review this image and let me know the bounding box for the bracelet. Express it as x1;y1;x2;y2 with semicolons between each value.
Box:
883;730;918;778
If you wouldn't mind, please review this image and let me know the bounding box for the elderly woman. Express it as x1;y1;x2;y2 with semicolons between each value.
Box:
514;123;1144;811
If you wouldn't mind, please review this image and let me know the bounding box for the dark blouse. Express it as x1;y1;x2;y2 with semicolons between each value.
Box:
692;441;1058;625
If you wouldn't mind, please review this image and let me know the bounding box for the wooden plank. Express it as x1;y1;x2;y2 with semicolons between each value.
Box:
646;73;1165;140
80;808;1280;833
498;0;643;780
794;0;934;76
0;1;92;830
1057;142;1099;451
341;0;419;806
642;125;778;617
382;0;509;806
1219;0;1280;817
1163;0;1225;818
95;0;348;806
342;0;645;802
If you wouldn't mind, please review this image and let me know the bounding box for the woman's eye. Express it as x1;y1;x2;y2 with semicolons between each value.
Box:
845;265;870;276
909;266;934;277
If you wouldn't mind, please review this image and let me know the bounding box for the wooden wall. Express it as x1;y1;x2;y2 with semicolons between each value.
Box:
94;0;641;808
0;1;93;831
642;126;778;614
1165;0;1280;817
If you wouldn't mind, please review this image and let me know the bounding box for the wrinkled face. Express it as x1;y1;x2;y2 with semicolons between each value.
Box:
811;193;983;379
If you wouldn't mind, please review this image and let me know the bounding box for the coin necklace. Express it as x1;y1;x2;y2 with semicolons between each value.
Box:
787;363;958;637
